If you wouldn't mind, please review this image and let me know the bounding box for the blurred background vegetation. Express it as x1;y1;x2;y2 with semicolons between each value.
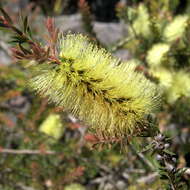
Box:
1;0;190;189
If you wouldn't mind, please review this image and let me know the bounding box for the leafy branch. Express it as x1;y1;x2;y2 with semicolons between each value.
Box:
0;8;60;65
142;134;187;190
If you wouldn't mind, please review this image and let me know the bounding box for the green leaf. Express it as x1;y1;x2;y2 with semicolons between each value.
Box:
23;16;28;33
163;149;176;156
27;26;33;38
140;143;154;153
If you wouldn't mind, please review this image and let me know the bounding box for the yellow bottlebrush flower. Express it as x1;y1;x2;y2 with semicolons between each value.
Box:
30;34;159;138
146;43;170;67
39;114;64;140
167;71;190;104
64;183;85;190
151;67;173;89
163;15;188;42
131;4;151;38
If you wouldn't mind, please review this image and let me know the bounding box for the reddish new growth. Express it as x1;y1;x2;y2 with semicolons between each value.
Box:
85;133;123;149
45;17;59;57
0;8;60;65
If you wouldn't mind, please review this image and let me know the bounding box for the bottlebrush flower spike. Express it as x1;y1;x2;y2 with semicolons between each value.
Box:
147;43;170;67
166;71;190;104
131;4;151;38
150;67;173;89
30;34;160;138
163;15;188;42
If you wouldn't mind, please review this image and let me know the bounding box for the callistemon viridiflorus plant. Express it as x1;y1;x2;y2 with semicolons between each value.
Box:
0;12;160;139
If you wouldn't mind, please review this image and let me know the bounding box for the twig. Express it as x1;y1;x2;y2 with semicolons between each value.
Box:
78;0;96;38
109;37;132;52
28;98;48;129
137;168;190;186
0;148;56;155
128;143;155;171
137;172;159;184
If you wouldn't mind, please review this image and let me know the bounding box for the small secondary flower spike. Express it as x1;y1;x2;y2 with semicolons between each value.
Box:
30;34;159;138
39;114;64;141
